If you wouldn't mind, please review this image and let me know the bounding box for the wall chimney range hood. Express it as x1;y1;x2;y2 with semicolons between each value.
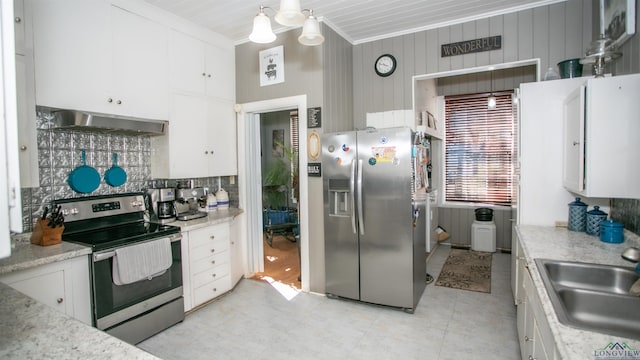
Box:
48;108;167;136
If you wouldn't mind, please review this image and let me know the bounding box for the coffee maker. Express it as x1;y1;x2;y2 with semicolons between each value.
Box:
175;187;207;221
147;188;177;224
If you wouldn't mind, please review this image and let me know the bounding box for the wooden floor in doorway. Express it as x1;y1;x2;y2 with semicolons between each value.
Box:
251;234;301;289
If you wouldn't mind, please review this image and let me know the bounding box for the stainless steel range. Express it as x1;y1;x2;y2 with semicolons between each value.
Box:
56;193;184;344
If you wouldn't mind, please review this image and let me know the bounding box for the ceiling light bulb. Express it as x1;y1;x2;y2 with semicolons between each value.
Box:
487;95;497;110
275;0;305;26
249;8;276;44
298;11;324;46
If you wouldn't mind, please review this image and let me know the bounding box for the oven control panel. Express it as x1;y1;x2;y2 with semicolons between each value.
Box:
56;194;147;223
92;201;121;213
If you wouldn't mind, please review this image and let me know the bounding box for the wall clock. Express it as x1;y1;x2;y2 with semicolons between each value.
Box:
374;54;396;77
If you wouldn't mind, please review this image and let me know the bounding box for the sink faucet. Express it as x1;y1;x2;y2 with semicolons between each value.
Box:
621;247;640;273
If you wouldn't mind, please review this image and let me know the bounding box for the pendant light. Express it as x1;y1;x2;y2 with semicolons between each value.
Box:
487;71;496;110
249;3;324;46
275;0;306;27
298;9;324;46
249;6;276;44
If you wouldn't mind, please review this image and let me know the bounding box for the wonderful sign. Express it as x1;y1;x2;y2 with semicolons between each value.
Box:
441;36;502;57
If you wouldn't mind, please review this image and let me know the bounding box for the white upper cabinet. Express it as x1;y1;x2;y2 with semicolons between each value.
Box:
563;74;640;199
169;29;235;101
31;0;168;120
110;6;168;120
151;94;237;178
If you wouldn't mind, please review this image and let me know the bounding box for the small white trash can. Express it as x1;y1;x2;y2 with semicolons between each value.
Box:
471;220;496;252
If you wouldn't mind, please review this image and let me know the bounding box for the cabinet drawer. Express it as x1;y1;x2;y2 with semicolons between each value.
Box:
190;239;229;263
193;276;230;307
188;226;229;250
192;263;230;289
191;250;229;273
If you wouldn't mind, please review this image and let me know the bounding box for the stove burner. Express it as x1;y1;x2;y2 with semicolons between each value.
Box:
63;221;180;252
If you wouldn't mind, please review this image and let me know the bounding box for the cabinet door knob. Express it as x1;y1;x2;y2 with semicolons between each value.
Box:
15;17;21;23
572;141;580;146
210;235;215;239
212;273;216;278
528;356;536;360
213;288;217;292
211;260;216;265
211;248;215;253
202;72;206;77
116;100;122;105
107;98;113;103
207;74;211;78
57;298;64;304
524;335;532;342
20;145;27;151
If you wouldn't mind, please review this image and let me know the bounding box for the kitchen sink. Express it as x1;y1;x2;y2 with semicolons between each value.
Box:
535;259;640;339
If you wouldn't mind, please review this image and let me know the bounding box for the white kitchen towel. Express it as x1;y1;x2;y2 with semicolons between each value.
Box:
112;237;172;286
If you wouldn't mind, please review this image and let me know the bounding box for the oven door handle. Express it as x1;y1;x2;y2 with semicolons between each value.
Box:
94;251;115;262
92;234;181;262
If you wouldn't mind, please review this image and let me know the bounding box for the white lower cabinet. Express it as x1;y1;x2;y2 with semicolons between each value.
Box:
514;232;557;360
0;255;91;325
181;222;233;312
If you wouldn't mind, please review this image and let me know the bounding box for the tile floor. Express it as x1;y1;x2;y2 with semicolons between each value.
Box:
138;245;520;359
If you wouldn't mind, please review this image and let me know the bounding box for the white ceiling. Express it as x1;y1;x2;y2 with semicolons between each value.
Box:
143;0;566;45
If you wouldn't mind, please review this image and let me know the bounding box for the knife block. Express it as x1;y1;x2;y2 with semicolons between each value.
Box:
30;219;64;246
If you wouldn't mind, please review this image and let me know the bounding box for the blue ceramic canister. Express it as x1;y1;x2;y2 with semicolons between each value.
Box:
600;220;624;244
568;197;587;232
586;206;608;236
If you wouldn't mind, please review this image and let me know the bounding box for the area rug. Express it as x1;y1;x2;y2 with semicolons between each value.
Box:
435;249;492;293
250;234;301;289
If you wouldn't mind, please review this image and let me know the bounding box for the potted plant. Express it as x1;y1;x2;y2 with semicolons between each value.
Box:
262;141;298;210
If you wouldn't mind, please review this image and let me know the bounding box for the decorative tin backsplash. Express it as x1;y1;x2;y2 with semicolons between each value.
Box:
611;199;640;235
21;111;153;230
21;111;239;232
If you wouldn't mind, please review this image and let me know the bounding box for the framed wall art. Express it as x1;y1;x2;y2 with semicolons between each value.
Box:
600;0;636;48
259;45;285;87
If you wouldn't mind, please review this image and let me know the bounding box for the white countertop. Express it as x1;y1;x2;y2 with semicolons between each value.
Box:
516;225;640;359
0;282;159;359
0;236;92;275
172;207;243;232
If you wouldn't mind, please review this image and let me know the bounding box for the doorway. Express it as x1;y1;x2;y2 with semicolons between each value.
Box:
256;109;301;289
236;95;310;293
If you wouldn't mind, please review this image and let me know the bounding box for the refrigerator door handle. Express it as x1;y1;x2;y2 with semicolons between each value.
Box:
350;159;357;234
357;159;365;235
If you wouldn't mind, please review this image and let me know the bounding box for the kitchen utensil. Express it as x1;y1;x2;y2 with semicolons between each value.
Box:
68;150;100;193
105;153;127;187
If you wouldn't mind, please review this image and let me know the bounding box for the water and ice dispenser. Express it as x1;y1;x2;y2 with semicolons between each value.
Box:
328;179;351;217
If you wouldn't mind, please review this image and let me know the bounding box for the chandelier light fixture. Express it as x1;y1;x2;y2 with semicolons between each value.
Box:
249;0;324;46
580;34;622;78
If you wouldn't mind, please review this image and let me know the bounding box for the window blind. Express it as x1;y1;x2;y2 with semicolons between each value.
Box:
444;91;516;206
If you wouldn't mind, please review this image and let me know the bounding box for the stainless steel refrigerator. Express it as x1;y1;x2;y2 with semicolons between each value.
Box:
322;127;427;313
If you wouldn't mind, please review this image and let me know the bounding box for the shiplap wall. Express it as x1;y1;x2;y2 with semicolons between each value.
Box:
352;0;593;252
352;0;593;127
